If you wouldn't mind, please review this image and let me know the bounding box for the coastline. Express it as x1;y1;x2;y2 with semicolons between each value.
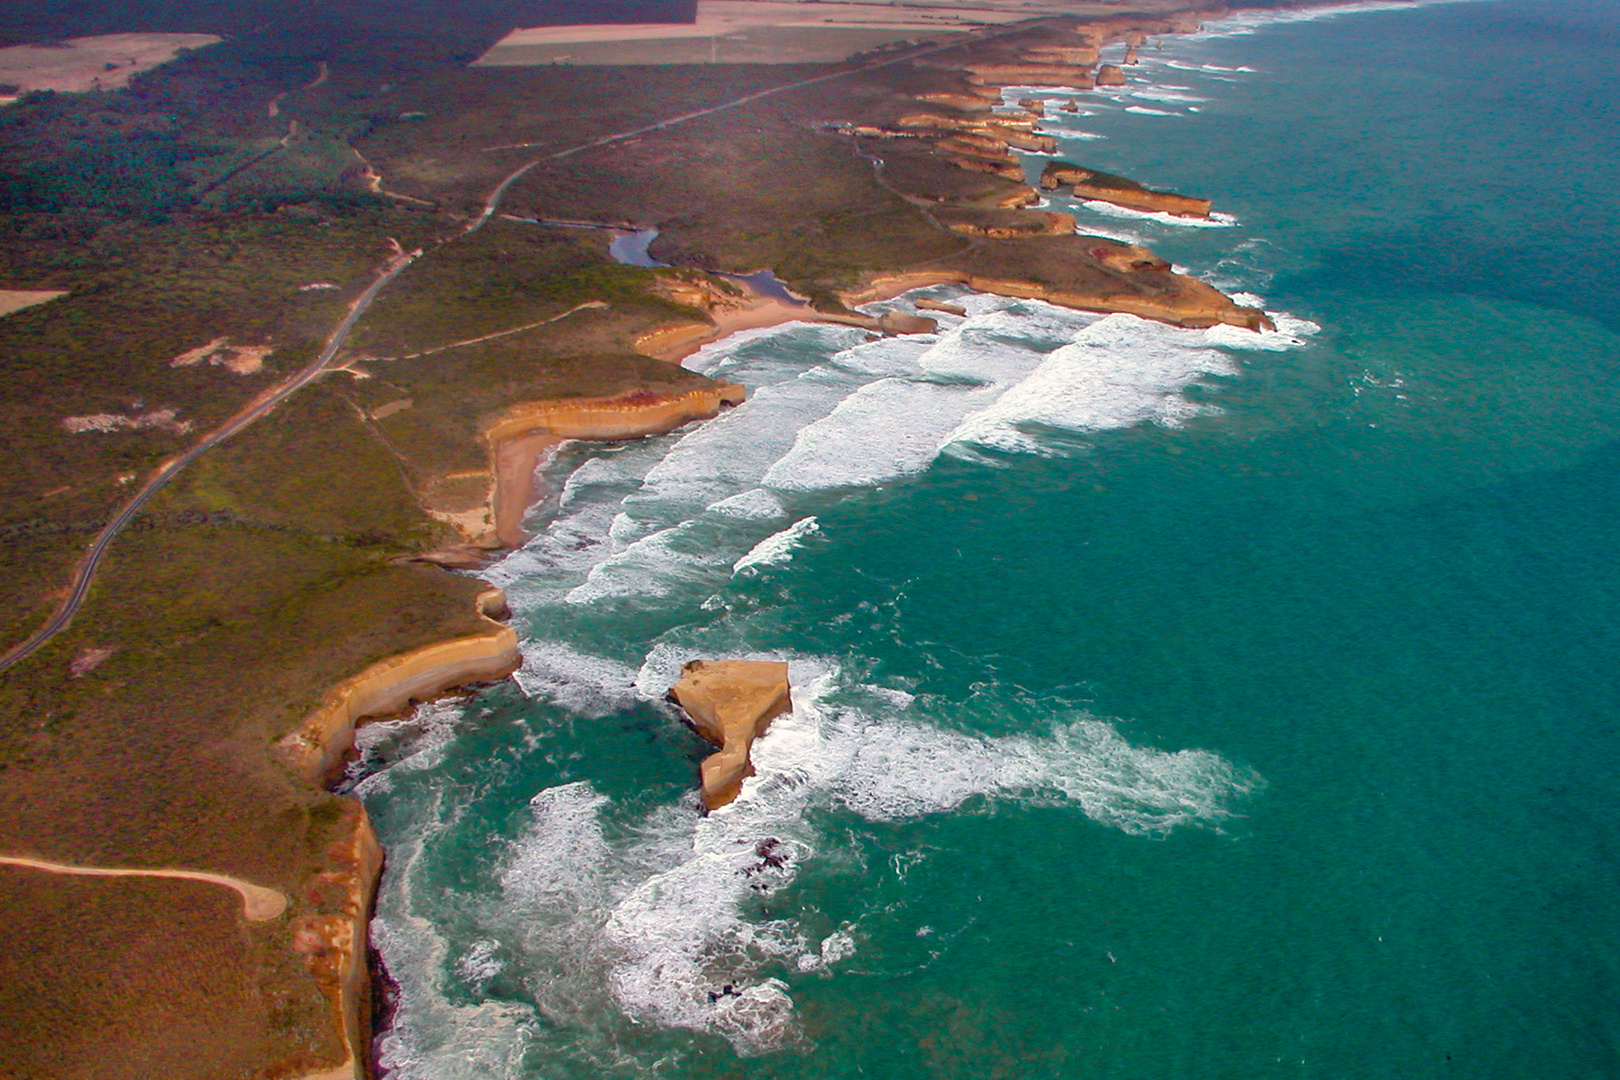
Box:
261;5;1318;1075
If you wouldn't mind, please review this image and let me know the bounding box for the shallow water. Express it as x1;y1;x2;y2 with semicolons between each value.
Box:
358;3;1620;1076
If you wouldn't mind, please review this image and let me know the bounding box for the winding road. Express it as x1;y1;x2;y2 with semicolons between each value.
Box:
0;19;1046;675
0;856;289;921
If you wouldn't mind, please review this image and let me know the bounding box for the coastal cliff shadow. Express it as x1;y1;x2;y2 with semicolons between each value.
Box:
1285;224;1620;334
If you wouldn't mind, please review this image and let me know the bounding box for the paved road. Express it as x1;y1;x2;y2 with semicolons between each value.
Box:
0;20;1046;674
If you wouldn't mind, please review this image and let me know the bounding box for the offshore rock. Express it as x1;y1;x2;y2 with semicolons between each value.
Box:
669;660;792;811
878;310;939;335
1096;64;1126;87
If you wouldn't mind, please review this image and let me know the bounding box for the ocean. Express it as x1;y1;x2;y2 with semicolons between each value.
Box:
353;2;1620;1076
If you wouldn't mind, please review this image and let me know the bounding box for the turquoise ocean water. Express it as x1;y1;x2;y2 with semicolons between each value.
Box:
355;2;1620;1076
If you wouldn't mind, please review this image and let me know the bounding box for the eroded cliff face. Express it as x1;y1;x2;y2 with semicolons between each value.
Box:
966;62;1097;89
484;385;747;446
286;802;384;1080
668;660;792;811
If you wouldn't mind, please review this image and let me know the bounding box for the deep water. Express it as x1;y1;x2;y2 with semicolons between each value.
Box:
356;2;1620;1077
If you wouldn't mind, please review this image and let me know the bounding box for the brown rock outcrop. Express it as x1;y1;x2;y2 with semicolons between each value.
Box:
1061;98;1080;113
896;114;1050;153
288;802;382;1080
985;112;1038;130
994;127;1057;154
1124;45;1140;65
937;131;1012;157
1017;97;1045;117
487;385;746;544
279;589;521;785
897;112;978;133
996;186;1040;209
1040;161;1212;219
669;660;792;811
1096;64;1126;87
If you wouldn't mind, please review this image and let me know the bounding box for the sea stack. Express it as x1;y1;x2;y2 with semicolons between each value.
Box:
669;660;792;811
1096;63;1126;87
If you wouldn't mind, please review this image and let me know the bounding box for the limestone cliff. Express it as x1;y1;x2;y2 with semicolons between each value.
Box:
916;297;968;317
279;588;521;786
914;91;994;112
668;660;792;811
486;385;746;546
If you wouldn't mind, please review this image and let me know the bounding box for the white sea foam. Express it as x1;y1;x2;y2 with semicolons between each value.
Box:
1125;105;1181;116
630;376;852;513
513;641;641;717
1132;88;1208;103
734;516;819;574
566;518;734;605
348;699;471;794
706;487;785;520
493;659;1264;1056
947;313;1241;453
371;824;540;1080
